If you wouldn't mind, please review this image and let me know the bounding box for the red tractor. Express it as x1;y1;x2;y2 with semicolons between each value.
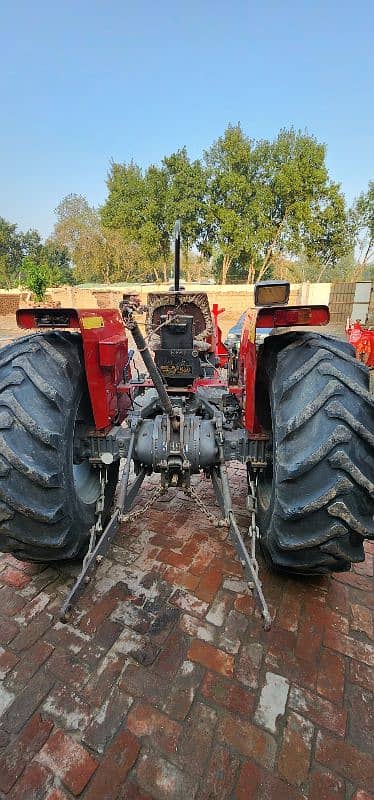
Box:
0;226;372;625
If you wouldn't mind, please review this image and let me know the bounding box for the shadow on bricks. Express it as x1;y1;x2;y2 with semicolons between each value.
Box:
0;465;373;799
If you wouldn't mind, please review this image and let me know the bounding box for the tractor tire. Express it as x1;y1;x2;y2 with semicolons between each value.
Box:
257;331;374;574
0;331;119;562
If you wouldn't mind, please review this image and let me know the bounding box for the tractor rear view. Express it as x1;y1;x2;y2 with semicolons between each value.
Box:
0;226;372;625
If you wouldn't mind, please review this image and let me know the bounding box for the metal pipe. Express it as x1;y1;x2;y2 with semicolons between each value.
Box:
214;427;272;629
174;220;181;292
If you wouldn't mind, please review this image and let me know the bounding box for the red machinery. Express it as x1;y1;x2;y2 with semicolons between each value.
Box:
347;319;374;367
0;225;372;625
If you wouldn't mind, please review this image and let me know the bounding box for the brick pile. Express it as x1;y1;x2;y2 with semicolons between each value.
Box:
0;466;372;799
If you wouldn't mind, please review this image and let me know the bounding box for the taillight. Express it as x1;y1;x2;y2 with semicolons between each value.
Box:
17;308;80;329
257;306;329;328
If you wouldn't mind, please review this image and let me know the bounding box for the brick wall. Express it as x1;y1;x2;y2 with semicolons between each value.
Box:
329;283;356;325
0;294;21;315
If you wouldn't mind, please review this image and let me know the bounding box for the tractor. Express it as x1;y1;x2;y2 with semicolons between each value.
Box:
0;225;372;625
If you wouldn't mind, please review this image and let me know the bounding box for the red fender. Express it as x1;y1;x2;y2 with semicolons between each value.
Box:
237;304;330;433
16;307;131;430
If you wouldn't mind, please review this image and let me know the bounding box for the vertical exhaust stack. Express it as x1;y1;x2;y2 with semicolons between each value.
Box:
173;220;181;292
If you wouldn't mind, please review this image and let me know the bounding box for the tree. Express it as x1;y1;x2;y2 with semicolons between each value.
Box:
51;194;112;283
101;162;146;240
103;232;149;283
205;125;256;284
253;129;349;282
101;161;170;281
22;257;49;301
350;181;374;275
205;126;351;284
42;241;73;285
140;165;170;281
21;229;43;263
212;250;250;283
52;194;100;254
0;217;23;287
301;184;353;281
163;148;208;279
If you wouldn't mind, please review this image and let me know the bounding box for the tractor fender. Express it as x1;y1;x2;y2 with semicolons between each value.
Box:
17;307;131;430
238;304;330;433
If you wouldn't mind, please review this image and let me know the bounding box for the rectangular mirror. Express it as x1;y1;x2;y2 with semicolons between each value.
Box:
254;281;290;307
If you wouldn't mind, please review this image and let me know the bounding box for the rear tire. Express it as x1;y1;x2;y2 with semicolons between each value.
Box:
0;331;119;562
257;332;374;574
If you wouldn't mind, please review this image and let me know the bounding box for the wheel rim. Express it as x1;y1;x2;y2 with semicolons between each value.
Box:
257;463;273;514
73;460;101;505
72;399;101;506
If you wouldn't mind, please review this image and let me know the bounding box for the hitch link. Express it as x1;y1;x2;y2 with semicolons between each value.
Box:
213;418;272;630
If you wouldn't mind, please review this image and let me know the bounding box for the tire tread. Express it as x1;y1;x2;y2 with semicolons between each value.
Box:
259;331;374;574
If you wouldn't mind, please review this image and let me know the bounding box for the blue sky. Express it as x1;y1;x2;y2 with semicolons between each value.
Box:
0;0;373;239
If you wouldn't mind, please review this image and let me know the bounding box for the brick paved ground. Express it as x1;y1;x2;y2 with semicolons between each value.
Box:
0;465;373;800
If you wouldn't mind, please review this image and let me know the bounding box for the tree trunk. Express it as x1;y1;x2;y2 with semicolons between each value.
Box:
221;254;232;284
257;214;288;283
361;238;373;268
163;263;168;283
247;259;255;284
256;250;273;283
316;262;329;282
184;247;190;283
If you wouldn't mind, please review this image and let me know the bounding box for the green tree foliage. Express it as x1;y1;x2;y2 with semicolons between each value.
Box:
102;151;209;282
101;163;145;238
0;218;71;289
301;185;353;281
101;163;169;280
20;229;44;263
52;194;110;282
253;130;347;282
205;125;256;284
2;124;364;289
53;193;100;251
205;126;351;283
350;181;374;275
139;165;170;280
52;192;149;283
163;148;208;278
21;257;49;301
42;241;74;285
0;217;24;287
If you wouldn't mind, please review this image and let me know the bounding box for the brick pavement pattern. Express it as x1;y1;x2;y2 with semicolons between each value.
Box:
0;466;373;799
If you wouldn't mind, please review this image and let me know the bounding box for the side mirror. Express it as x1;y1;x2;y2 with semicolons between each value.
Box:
254;281;290;307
